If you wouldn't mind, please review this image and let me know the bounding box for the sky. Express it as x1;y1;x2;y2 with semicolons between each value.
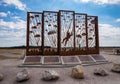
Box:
0;0;120;47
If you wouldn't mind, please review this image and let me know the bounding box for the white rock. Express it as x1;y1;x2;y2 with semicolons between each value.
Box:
42;70;59;81
16;69;29;82
71;65;84;79
94;68;108;76
111;62;120;73
0;73;3;81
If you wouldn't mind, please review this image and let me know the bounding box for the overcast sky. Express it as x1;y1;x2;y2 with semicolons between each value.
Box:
0;0;120;47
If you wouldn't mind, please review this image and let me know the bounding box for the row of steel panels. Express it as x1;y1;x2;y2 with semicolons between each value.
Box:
23;55;107;65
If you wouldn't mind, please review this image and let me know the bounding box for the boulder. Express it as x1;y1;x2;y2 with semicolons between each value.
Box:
0;73;3;81
16;69;29;82
111;62;120;73
42;70;59;81
71;65;84;79
94;68;108;76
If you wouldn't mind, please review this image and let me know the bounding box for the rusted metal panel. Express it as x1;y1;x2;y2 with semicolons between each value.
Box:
26;10;99;56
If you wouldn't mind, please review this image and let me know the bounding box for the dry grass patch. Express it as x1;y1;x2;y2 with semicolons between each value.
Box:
0;55;20;60
0;49;25;54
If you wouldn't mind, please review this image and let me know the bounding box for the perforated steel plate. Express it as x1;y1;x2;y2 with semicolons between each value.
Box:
61;56;80;64
91;54;107;62
24;56;41;64
78;55;95;63
44;56;61;64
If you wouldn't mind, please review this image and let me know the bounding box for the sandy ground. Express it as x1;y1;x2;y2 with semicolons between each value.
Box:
0;48;120;84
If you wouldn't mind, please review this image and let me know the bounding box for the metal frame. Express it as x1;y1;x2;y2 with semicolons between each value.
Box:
74;13;88;55
26;12;43;55
59;10;75;55
26;10;99;56
42;11;58;55
87;16;99;54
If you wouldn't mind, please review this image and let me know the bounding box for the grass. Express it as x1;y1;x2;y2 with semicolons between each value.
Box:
0;49;25;54
0;55;20;59
0;49;24;60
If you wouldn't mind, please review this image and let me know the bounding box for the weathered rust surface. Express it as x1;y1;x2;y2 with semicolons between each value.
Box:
26;10;99;56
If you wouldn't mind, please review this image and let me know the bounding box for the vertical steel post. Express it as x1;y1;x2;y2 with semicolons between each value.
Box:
58;11;61;55
95;16;99;54
26;12;30;56
85;14;88;54
73;12;76;54
42;12;44;55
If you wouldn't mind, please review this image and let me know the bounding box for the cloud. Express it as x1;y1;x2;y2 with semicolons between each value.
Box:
2;0;26;10
0;11;11;17
0;18;26;47
99;23;120;46
0;30;26;47
74;0;120;5
0;19;26;29
12;16;21;19
0;12;7;17
116;18;120;22
0;29;25;37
